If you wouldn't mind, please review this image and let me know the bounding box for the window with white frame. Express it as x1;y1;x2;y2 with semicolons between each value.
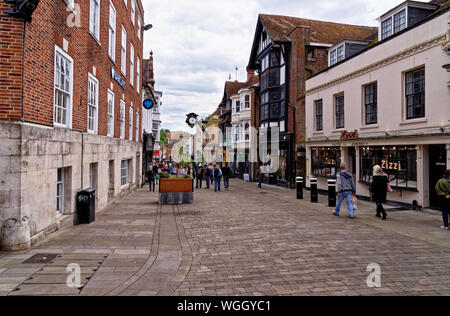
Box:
136;111;139;141
89;0;100;41
136;57;140;94
120;100;125;139
54;47;73;127
393;9;406;34
131;0;136;26
57;168;64;214
107;90;115;137
130;44;134;86
244;123;250;141
108;1;116;61
121;160;128;186
87;74;98;134
137;14;142;41
129;107;133;140
245;95;250;109
121;27;127;75
381;17;393;40
329;49;337;66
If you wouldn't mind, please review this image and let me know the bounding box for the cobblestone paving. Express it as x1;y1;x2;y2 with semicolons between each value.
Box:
174;181;450;296
1;179;450;296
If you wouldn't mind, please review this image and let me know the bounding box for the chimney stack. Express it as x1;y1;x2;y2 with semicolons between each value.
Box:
247;68;256;81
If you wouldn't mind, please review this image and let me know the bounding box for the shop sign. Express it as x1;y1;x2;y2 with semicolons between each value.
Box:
111;67;126;89
381;160;402;171
340;130;359;140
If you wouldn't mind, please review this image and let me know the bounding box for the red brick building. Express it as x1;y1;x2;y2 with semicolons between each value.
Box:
0;0;147;250
248;14;377;186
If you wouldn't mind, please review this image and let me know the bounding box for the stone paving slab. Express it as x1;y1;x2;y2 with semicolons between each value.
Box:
1;180;449;296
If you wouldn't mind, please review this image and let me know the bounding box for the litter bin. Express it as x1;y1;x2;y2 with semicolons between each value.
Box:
310;178;318;203
75;188;96;225
328;179;337;207
296;177;303;199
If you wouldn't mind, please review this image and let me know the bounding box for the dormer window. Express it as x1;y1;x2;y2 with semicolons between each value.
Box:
329;44;345;66
381;8;407;40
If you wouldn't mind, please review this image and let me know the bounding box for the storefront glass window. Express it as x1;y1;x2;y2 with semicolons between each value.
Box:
360;146;417;190
311;147;341;178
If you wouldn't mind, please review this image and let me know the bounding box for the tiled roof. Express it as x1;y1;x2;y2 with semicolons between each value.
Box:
259;14;377;45
225;81;247;99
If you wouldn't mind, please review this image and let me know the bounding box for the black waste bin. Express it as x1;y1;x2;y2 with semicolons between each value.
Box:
75;188;96;225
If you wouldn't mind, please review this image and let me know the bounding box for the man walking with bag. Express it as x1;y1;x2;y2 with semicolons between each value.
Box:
333;162;356;219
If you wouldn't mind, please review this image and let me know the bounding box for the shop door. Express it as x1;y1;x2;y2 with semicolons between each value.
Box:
429;145;447;209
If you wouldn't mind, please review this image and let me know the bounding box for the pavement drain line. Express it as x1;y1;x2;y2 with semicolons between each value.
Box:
100;204;162;296
156;205;193;296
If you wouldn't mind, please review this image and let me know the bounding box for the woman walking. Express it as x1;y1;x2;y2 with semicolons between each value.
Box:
435;170;450;230
370;165;389;221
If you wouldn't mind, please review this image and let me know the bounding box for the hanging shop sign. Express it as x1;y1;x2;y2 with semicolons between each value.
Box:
111;67;126;89
340;130;359;140
143;99;154;110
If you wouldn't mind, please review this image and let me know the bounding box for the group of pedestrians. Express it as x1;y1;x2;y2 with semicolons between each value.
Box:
192;163;232;192
331;161;450;230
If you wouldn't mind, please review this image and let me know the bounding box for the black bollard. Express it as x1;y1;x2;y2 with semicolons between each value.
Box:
310;178;318;203
328;179;337;207
296;177;304;199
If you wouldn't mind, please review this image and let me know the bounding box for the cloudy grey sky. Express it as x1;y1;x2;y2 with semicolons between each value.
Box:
141;0;428;132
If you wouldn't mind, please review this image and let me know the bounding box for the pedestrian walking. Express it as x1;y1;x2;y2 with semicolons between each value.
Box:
147;165;156;192
435;169;450;230
257;166;263;189
214;165;223;192
370;165;389;221
153;164;159;185
222;163;231;190
333;162;356;219
196;165;204;189
209;164;214;186
204;165;211;189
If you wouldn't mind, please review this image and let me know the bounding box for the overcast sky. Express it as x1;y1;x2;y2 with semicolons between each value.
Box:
141;0;428;133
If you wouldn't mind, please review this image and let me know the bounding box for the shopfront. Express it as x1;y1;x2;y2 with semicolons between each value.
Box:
359;145;418;191
307;139;450;208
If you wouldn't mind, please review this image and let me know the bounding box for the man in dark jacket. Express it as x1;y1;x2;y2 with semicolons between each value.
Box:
204;165;211;189
147;165;155;192
370;165;389;220
333;162;356;219
214;165;223;192
153;164;159;185
222;163;231;190
196;164;204;189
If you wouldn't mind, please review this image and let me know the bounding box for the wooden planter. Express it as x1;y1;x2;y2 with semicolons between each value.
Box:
159;178;194;205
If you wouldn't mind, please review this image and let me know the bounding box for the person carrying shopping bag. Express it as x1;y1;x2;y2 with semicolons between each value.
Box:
333;162;356;219
435;169;450;230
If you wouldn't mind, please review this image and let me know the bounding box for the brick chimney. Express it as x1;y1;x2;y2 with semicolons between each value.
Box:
247;68;256;81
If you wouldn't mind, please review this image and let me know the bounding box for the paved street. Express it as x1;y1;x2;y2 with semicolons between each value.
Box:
1;179;450;296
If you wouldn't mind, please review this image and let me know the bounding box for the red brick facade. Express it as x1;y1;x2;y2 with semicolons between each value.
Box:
0;0;144;141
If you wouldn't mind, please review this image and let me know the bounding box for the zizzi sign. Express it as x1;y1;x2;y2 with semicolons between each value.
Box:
381;160;402;171
340;130;359;140
111;67;126;89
